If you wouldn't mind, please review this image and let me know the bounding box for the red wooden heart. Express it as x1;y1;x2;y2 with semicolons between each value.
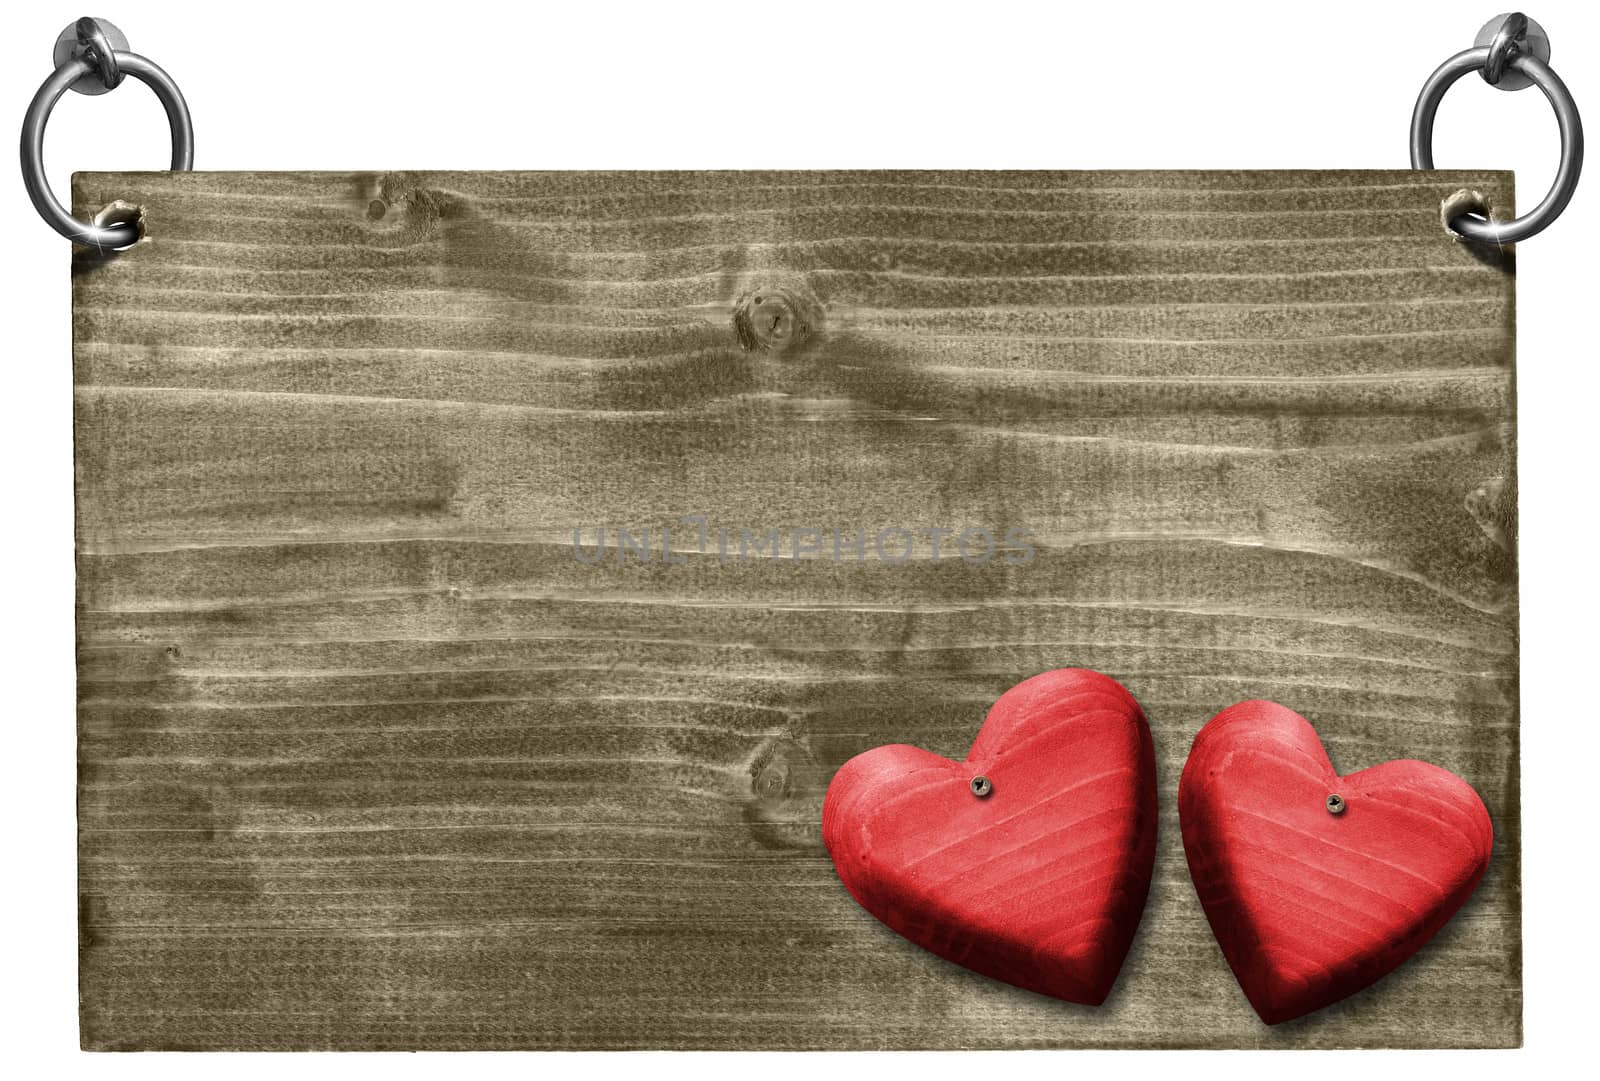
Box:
1179;700;1493;1024
822;668;1157;1004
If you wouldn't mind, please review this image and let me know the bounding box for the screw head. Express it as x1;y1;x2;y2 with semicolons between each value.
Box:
52;18;130;97
970;775;993;799
1326;793;1346;816
1473;12;1552;92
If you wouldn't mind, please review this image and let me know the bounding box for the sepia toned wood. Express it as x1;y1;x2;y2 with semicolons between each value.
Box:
72;170;1519;1050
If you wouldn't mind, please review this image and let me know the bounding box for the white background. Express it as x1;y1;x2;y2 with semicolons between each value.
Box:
3;0;1594;1074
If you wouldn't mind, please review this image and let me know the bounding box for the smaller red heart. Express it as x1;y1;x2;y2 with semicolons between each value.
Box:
1179;700;1493;1024
822;669;1158;1004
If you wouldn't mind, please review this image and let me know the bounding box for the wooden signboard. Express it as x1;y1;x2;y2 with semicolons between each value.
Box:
73;170;1519;1049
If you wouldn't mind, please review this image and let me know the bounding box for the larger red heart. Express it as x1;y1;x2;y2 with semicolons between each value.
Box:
821;668;1157;1004
1179;700;1493;1024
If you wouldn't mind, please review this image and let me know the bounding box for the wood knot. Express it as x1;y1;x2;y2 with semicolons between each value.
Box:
755;760;789;801
732;281;821;354
744;735;825;850
1465;476;1513;552
356;172;461;244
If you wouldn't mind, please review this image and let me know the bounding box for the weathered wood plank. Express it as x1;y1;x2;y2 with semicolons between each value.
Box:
73;170;1518;1049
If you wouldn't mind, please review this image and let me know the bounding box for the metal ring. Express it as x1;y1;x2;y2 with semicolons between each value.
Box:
20;51;193;251
75;17;123;91
1481;12;1527;87
1411;46;1584;244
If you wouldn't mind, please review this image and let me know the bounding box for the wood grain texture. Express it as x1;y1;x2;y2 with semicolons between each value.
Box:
72;170;1519;1049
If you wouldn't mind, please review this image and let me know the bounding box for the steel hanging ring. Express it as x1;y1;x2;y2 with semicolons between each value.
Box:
20;50;193;251
1411;45;1584;244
